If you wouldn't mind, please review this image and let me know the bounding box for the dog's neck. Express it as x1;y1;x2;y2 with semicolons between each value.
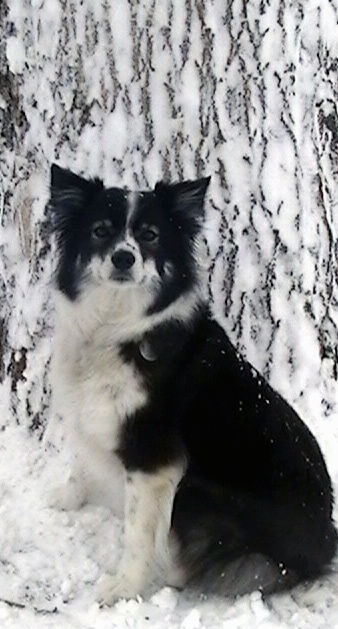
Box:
54;283;204;346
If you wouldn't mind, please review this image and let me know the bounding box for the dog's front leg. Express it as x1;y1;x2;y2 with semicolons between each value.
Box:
98;464;183;605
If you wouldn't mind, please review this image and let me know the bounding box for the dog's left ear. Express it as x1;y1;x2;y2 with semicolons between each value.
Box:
155;177;210;223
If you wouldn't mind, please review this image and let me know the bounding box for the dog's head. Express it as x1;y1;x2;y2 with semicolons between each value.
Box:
49;164;210;314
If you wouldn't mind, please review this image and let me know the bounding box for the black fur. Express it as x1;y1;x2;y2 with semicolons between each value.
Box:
119;312;337;592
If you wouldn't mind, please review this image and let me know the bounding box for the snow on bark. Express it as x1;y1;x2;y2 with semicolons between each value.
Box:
0;0;338;447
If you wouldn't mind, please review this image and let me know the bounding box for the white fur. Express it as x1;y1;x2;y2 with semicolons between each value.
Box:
47;287;147;510
98;465;185;604
46;281;201;601
126;190;139;222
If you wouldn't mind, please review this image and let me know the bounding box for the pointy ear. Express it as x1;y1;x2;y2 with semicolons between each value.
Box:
155;177;210;222
50;164;103;197
49;164;103;230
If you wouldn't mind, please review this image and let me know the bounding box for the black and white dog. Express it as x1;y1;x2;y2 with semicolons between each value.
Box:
47;164;337;605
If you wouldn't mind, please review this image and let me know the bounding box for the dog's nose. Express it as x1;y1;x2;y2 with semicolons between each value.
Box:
111;250;136;270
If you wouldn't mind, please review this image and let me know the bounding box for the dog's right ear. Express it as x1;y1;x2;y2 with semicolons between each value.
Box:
50;164;103;197
49;165;104;238
49;164;104;230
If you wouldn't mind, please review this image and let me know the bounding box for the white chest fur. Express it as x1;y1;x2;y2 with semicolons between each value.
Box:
47;288;151;512
51;289;148;453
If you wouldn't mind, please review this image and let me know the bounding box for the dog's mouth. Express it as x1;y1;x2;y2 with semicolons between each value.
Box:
110;271;136;284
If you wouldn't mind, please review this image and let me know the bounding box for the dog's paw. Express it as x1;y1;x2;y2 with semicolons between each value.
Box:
97;571;145;606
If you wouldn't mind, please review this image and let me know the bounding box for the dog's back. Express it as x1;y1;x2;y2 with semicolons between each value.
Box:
169;315;337;594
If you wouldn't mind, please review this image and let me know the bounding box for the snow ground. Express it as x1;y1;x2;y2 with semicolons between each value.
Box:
0;420;336;628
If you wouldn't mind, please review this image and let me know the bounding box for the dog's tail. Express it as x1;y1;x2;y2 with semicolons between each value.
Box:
170;476;337;597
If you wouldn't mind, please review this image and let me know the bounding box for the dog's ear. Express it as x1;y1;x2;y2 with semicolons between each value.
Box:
49;164;103;229
50;164;103;198
155;177;210;237
155;177;210;229
172;177;210;206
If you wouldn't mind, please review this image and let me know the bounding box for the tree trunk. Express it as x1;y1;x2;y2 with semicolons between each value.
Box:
1;0;338;449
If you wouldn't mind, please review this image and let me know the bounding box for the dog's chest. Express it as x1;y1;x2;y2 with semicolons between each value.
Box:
54;333;147;450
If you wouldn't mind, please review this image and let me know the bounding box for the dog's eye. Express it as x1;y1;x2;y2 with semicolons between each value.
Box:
139;226;159;243
92;221;112;240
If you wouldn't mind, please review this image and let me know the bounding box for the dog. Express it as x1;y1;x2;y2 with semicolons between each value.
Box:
47;163;337;605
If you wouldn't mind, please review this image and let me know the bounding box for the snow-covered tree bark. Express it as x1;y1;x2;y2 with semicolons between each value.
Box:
1;0;338;452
